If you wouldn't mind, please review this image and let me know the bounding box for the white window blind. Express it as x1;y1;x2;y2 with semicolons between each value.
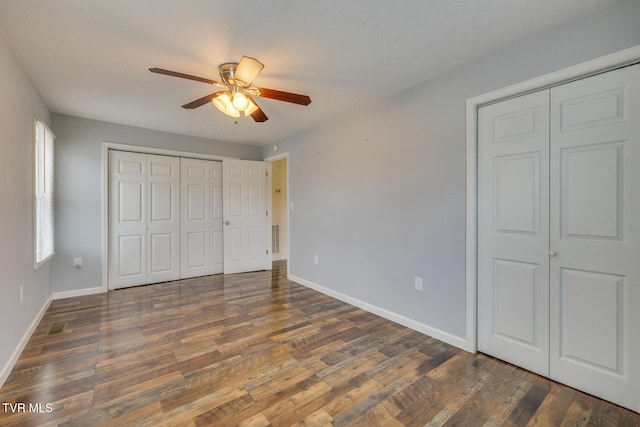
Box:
34;118;55;268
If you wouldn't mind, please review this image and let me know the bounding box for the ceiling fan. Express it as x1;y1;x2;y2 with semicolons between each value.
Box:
150;56;311;122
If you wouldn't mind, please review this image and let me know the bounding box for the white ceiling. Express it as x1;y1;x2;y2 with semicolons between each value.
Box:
0;0;619;145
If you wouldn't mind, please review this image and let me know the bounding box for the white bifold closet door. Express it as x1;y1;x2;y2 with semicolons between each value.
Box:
180;158;224;278
110;153;272;288
109;152;180;289
180;158;224;279
548;65;640;413
478;64;640;413
478;89;551;377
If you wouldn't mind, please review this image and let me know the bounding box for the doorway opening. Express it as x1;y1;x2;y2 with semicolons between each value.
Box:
265;153;289;276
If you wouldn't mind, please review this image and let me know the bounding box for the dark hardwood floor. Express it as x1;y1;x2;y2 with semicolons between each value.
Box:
1;261;638;426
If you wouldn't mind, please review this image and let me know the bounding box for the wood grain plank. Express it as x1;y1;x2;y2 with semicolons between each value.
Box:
292;409;333;426
395;367;490;425
526;384;576;426
238;412;272;427
260;379;333;426
506;384;549;426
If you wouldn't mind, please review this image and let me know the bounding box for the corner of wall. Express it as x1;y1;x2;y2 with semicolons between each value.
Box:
0;295;52;387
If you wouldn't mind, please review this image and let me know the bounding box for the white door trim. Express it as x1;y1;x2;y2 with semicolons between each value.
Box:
264;152;290;278
101;141;238;292
465;45;640;353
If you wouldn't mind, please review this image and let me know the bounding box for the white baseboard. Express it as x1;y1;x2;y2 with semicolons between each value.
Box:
272;254;288;262
0;294;53;387
53;286;104;300
288;274;472;352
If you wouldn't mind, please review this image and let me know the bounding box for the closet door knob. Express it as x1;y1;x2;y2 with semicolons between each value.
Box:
224;220;230;225
548;251;557;257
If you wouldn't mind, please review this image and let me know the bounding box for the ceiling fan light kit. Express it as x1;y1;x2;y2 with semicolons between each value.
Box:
149;56;311;123
211;90;259;118
211;93;240;117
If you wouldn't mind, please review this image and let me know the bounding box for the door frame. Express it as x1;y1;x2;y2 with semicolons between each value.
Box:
464;45;640;353
264;152;290;278
101;141;236;292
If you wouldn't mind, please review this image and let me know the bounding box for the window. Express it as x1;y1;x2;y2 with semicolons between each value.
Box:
34;118;55;268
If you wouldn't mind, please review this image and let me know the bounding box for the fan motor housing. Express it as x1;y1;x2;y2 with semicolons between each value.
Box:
219;62;239;86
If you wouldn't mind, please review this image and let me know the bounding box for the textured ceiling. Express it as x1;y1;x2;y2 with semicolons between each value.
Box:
0;0;620;145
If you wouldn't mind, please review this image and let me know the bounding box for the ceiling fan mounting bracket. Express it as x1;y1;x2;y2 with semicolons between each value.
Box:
219;62;244;87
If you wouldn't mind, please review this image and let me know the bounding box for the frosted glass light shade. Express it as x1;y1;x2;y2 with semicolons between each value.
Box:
235;56;264;86
212;93;240;117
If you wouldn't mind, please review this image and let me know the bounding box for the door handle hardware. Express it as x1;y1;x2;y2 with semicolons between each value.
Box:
224;220;230;225
548;251;557;257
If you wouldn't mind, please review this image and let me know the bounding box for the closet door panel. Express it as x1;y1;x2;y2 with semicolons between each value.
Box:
180;158;224;278
146;155;180;284
550;64;640;413
181;158;211;278
477;90;551;376
109;151;147;289
149;233;175;273
117;235;144;278
561;144;622;239
558;268;623;371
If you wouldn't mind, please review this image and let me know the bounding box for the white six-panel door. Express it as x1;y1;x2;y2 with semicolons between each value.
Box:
109;151;147;289
478;90;551;377
180;158;223;278
146;155;181;284
109;152;180;289
478;64;640;412
222;159;270;274
549;64;640;412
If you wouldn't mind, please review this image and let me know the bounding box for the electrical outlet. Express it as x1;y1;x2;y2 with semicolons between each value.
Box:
20;286;24;302
290;202;295;211
414;276;423;291
314;255;319;265
74;257;83;269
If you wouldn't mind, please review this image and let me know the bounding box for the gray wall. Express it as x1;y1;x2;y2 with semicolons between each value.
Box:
0;31;52;382
51;114;263;294
262;0;640;341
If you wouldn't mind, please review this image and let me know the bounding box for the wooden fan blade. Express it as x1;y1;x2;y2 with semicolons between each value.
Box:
250;107;268;122
182;92;225;109
256;88;311;105
246;96;268;122
235;56;264;86
149;67;218;85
